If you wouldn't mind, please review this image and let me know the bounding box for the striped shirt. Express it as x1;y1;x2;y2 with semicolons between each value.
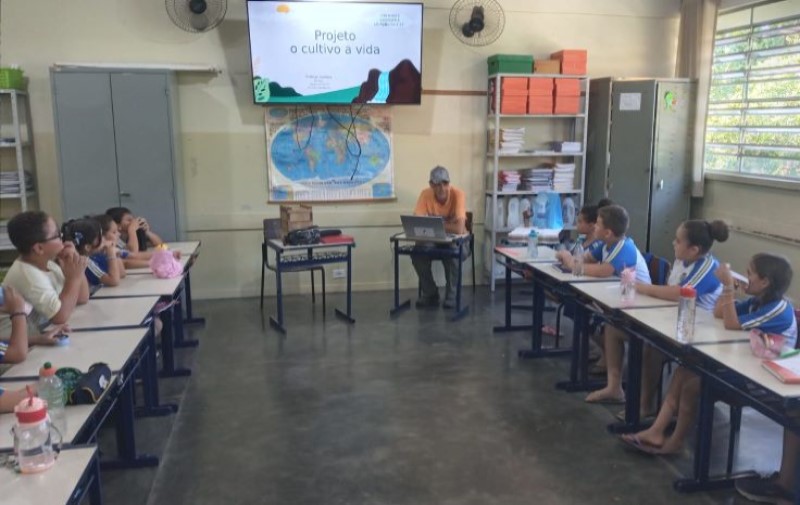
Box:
667;255;722;311
85;256;108;286
736;297;798;347
591;237;651;284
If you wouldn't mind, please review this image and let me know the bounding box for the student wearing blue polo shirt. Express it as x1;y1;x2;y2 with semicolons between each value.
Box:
558;205;652;403
61;218;124;288
622;253;795;456
85;215;128;287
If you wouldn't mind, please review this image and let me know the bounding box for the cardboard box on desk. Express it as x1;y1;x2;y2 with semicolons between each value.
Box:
280;204;313;236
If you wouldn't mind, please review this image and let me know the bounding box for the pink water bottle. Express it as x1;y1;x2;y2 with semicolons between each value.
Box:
620;267;637;306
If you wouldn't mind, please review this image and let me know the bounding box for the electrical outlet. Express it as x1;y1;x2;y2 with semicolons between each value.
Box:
332;268;346;279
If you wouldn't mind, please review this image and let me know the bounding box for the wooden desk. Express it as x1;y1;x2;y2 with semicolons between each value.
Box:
621;306;751;346
264;238;356;333
0;328;147;378
125;255;191;275
68;297;158;331
92;274;183;299
0;446;101;505
572;281;679;310
389;233;470;321
165;240;201;256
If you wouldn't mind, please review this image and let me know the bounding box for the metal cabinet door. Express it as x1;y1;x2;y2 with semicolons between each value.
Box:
52;71;120;219
607;80;657;251
111;72;179;241
586;78;612;205
649;81;694;259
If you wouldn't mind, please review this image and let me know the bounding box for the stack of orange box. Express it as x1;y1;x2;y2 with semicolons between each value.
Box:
499;76;528;115
553;77;581;115
528;77;554;114
550;49;587;75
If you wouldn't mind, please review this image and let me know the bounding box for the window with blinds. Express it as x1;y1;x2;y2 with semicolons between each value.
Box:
705;4;800;179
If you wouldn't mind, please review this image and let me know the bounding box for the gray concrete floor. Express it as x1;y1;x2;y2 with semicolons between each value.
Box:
97;287;782;504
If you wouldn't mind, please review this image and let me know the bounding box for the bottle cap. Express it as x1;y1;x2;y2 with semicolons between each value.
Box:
529;230;538;237
39;362;57;377
14;394;48;424
680;286;697;298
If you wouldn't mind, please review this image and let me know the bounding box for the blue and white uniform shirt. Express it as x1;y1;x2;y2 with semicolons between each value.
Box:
668;255;722;311
736;297;798;348
591;237;652;284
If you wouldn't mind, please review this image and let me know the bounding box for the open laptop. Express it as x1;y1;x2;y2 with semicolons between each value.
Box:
400;215;450;241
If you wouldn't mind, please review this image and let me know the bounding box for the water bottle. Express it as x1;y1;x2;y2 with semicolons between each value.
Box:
620;267;637;307
676;286;697;343
527;230;539;258
572;237;585;277
38;362;67;437
12;391;58;473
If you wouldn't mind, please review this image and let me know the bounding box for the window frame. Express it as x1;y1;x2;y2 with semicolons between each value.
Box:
704;1;800;187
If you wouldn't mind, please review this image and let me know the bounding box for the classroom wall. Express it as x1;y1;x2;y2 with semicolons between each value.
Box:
1;0;681;299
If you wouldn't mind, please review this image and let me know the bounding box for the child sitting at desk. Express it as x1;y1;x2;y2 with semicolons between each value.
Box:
555;204;652;403
1;211;89;328
106;207;179;268
0;286;67;363
61;217;126;288
605;219;729;416
622;253;796;455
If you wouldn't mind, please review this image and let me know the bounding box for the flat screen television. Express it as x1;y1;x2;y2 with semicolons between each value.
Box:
246;0;423;105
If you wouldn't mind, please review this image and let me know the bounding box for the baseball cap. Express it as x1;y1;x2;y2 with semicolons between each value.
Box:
429;166;450;184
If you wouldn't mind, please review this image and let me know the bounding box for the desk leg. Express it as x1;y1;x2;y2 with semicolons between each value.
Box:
139;324;179;417
519;280;571;359
175;288;199;348
493;257;531;333
87;454;103;505
390;241;410;317
607;335;643;434
102;376;159;470
269;251;287;333
182;269;206;326
335;245;356;324
450;244;469;322
159;304;192;378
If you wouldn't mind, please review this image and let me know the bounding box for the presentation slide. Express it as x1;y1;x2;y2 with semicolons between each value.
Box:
247;1;423;104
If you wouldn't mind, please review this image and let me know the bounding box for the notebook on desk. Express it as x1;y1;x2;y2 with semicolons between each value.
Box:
400;215;452;241
762;354;800;384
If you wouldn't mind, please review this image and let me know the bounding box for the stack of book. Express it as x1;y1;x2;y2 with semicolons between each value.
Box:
0;171;34;195
520;167;553;192
489;127;525;154
553;163;575;191
498;170;521;191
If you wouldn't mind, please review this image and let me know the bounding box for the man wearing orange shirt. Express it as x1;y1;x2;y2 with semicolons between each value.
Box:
411;166;468;309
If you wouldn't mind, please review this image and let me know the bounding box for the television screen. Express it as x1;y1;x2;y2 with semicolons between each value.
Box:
247;0;423;105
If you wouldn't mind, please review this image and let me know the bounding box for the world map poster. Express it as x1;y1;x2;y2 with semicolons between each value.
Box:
265;107;394;202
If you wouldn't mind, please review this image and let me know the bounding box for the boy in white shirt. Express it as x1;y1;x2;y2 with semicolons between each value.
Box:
1;211;89;329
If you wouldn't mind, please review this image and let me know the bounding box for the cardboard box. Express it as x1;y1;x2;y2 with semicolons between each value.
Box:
554;78;581;96
528;96;554;115
488;54;534;75
501;77;529;90
533;59;561;74
500;96;528;115
554;96;581;114
528;78;554;96
551;50;588;75
280;204;313;235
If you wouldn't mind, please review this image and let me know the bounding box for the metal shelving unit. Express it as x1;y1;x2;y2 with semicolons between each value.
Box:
484;73;590;291
1;89;38;251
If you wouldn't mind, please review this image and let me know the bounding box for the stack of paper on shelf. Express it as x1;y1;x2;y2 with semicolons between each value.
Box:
553;163;575;191
498;170;521;191
0;171;34;195
552;141;582;153
520;167;553;192
489;127;525;154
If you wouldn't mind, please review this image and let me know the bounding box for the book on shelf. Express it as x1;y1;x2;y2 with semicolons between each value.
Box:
762;354;800;384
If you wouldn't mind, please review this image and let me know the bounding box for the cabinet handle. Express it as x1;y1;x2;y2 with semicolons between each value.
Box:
119;191;131;197
657;179;664;190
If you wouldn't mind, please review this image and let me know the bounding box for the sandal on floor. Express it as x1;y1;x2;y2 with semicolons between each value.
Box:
619;434;661;455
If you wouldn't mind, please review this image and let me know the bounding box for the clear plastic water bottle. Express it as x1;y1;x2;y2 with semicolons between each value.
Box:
527;230;539;258
620;267;637;307
676;286;697;343
572;237;585;277
12;392;58;473
38;362;66;437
